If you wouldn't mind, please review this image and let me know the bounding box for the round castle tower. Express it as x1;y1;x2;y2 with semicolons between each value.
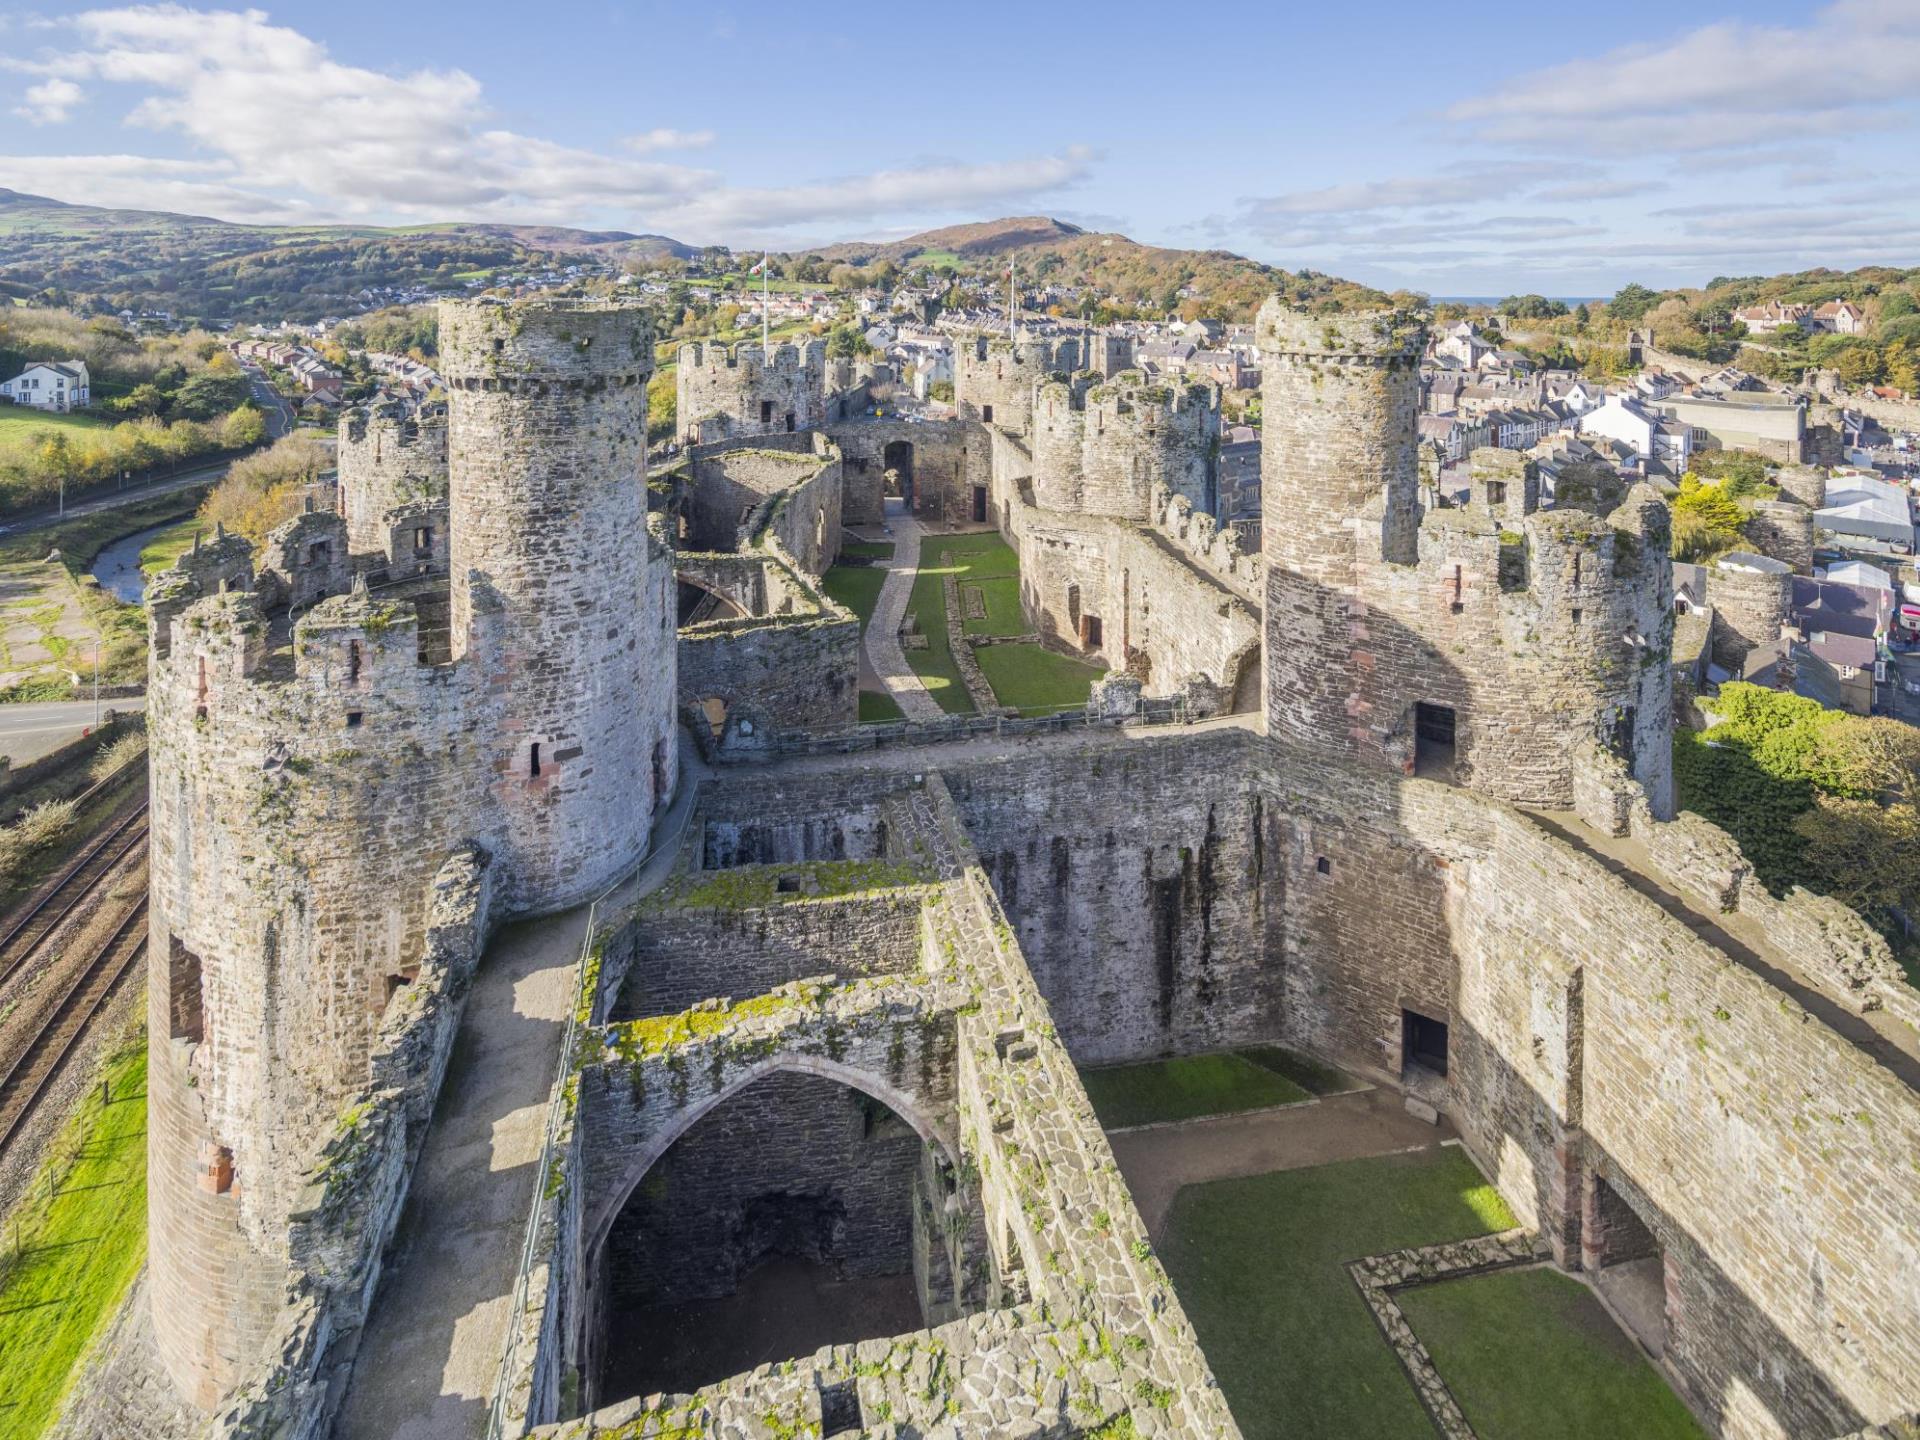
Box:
1255;299;1673;812
675;339;828;444
954;335;1080;437
1707;551;1794;674
148;296;678;1411
1031;371;1221;519
337;401;448;556
442;298;677;912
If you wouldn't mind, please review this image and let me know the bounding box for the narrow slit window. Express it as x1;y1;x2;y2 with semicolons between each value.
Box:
529;741;542;778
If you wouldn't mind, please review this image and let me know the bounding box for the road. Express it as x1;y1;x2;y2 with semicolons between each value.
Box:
0;460;235;542
239;360;296;438
0;697;146;766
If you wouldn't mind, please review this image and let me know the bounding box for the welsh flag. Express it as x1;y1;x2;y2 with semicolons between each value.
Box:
748;254;770;275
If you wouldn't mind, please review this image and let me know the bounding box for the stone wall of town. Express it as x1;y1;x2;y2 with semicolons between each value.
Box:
337;401;448;556
1259;301;1674;815
675;339;828;445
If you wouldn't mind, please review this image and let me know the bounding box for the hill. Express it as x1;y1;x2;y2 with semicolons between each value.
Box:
795;215;1392;321
0;190;697;324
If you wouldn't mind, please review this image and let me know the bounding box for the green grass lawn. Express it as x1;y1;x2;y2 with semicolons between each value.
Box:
1080;1053;1310;1129
841;540;895;560
1400;1268;1704;1440
974;643;1105;716
904;567;973;714
1161;1147;1516;1440
0;1035;147;1439
930;531;1019;578
0;409;108;461
821;564;888;627
858;690;904;723
961;575;1026;637
1236;1045;1364;1097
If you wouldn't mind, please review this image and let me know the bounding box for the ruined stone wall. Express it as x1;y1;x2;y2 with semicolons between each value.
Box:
605;885;933;1021
945;732;1284;1063
600;1069;924;1306
823;417;986;527
686;442;838;557
1031;372;1221;519
337;403;448;556
675;339;827;444
1260;302;1673;814
678;606;858;739
443;298;677;913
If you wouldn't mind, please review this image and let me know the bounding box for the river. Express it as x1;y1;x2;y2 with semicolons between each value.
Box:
90;518;190;605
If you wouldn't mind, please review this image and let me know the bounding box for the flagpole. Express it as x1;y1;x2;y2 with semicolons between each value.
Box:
1007;259;1015;341
762;252;770;354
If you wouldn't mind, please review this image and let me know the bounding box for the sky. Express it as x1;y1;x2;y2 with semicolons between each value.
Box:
1;0;1918;296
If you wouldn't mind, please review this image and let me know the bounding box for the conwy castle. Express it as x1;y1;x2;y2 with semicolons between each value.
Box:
84;295;1920;1440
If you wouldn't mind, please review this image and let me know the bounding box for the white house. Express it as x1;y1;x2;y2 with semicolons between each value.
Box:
1578;393;1693;473
1;360;90;413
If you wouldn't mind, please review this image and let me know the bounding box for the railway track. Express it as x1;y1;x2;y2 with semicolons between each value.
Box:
0;777;148;990
0;895;148;1155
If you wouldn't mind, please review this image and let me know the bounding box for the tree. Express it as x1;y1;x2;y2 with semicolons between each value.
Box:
646;372;675;443
1607;283;1661;324
171;368;251;420
1884;340;1919;396
218;404;266;450
1834;343;1885;387
1572;302;1590;332
198;431;330;543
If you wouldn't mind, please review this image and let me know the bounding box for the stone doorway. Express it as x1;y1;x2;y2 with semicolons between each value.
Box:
1585;1175;1669;1359
883;440;915;512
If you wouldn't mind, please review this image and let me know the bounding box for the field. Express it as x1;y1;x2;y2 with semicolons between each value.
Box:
1161;1148;1516;1440
973;644;1105;717
136;515;209;576
821;564;887;627
1079;1053;1310;1129
0;1035;148;1440
0;408;109;461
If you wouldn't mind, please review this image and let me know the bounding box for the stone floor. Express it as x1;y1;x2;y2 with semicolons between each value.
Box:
599;1256;923;1406
1595;1254;1669;1359
1107;1086;1453;1239
333;753;709;1440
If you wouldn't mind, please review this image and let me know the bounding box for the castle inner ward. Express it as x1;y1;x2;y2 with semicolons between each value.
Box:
116;296;1920;1440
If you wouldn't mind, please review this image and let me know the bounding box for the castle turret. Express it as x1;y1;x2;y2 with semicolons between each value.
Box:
954;335;1080;437
1031;371;1220;519
1707;551;1794;674
676;339;828;444
441;298;677;912
1256;298;1673;812
337;401;448;557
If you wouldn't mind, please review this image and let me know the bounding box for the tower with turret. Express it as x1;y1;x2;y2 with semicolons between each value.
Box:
145;297;677;1410
1257;298;1673;813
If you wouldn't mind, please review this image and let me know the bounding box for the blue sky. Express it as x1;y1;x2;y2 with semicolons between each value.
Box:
2;0;1918;295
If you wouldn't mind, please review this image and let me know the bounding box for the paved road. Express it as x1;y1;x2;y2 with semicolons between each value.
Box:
0;697;146;765
866;506;946;721
238;360;295;438
0;462;233;543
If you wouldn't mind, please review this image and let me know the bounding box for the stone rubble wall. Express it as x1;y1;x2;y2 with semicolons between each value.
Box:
204;846;493;1440
954;335;1082;438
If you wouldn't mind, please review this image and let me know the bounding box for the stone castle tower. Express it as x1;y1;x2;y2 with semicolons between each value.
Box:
1031;371;1220;518
146;297;678;1408
675;339;828;444
953;335;1081;435
1257;299;1674;813
336;400;448;559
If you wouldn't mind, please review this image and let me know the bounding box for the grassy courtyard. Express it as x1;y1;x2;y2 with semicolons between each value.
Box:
1161;1147;1515;1440
1080;1053;1311;1129
820;563;886;627
1399;1267;1705;1440
0;1034;147;1439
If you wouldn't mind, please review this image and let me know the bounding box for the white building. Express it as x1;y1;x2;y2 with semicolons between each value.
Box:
1;360;90;413
1578;393;1693;473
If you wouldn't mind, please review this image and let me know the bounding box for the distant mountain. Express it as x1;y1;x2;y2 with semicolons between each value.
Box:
797;215;1390;322
0;189;698;322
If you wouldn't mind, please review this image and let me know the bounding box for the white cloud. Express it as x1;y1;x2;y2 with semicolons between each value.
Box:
1448;2;1920;153
12;77;83;125
625;128;715;154
0;6;1090;239
1241;162;1568;219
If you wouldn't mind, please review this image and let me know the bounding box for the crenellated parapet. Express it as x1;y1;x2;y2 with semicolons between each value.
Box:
1149;485;1263;603
1031;370;1221;519
338;401;448;556
676;338;829;444
255;504;351;612
953;334;1082;437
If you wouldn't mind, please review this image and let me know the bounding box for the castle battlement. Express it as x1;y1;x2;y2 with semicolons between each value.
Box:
1253;298;1427;362
677;338;828;444
678;338;828;377
1031;369;1220;520
338;402;449;557
1150;484;1263;602
440;297;655;383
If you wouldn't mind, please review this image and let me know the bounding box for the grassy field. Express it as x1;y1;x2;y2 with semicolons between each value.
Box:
821;564;887;627
0;409;108;462
0;1034;147;1440
1400;1268;1705;1440
1235;1045;1363;1097
904;567;973;713
1079;1053;1310;1129
974;643;1105;716
961;574;1026;637
858;690;904;723
1161;1147;1516;1440
841;540;895;560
